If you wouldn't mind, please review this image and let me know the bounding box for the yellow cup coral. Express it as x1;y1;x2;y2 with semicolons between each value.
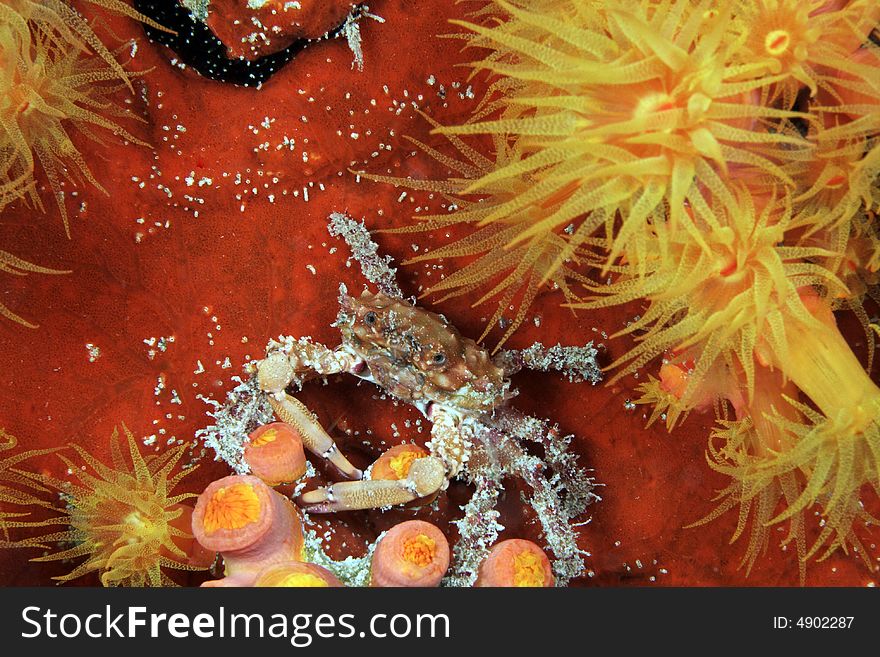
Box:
366;0;880;578
0;22;147;236
16;424;210;586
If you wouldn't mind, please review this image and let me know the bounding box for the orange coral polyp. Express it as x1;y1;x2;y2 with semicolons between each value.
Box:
659;362;689;399
193;475;273;551
193;475;305;587
250;428;278;447
244;422;307;486
512;551;546;587
475;539;554;588
370;444;427;481
370;520;450;587
390;452;420;479
202;483;262;533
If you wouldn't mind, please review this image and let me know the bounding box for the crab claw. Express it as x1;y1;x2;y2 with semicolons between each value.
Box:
268;393;363;480
297;456;447;513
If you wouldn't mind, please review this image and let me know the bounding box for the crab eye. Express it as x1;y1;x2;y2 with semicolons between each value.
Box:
364;311;377;326
431;352;447;365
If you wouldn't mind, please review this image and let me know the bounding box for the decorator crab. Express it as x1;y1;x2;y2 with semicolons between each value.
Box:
200;213;602;585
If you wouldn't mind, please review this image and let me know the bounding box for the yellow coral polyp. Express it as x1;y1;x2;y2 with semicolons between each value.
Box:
401;534;437;568
439;0;810;264
18;424;206;586
734;0;876;99
0;2;153;236
365;0;823;347
512;551;546;587
275;573;330;587
202;483;262;533
577;189;843;405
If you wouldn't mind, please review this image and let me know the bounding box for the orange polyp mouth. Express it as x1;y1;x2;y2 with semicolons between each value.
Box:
389;450;424;479
401;534;437;568
203;483;262;533
633;92;678;118
765;30;791;56
719;257;738;277
826;174;846;188
512;551;546;587
250;428;278;447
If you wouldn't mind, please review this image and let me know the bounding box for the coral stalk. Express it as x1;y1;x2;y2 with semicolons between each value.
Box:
192;474;305;587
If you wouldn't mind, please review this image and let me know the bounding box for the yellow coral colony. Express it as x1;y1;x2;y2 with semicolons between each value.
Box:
19;425;205;586
372;0;880;576
1;1;165;327
0;4;149;236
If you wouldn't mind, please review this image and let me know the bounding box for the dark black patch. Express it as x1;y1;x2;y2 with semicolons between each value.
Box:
133;0;351;86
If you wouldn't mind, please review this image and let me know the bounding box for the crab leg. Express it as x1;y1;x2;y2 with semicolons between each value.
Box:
297;406;471;512
297;457;447;512
426;405;472;478
268;393;363;480
257;342;363;393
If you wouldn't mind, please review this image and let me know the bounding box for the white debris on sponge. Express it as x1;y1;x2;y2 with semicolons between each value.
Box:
196;374;274;473
180;0;209;22
301;520;381;588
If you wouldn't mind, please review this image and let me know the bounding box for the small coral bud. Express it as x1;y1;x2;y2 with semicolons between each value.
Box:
475;539;554;588
370;520;450;587
244;422;307;485
659;362;689;399
370;443;427;481
254;562;344;587
192;475;304;586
